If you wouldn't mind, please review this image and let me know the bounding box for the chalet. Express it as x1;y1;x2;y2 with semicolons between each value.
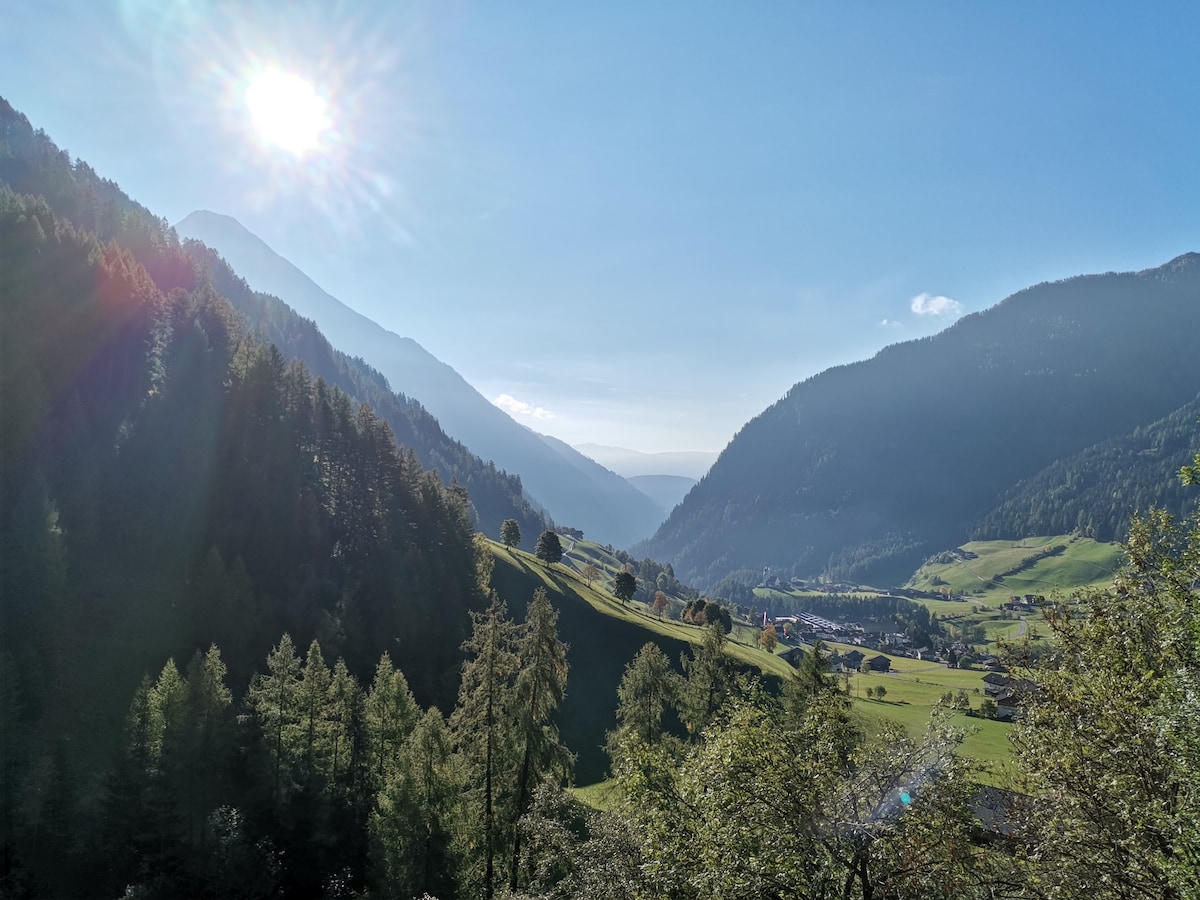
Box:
982;672;1012;696
865;654;892;673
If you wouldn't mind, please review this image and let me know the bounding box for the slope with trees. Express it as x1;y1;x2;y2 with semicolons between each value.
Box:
972;393;1200;542
0;97;547;547
177;210;666;549
640;253;1200;587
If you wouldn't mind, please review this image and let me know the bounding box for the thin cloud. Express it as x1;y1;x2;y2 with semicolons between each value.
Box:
880;318;904;328
910;292;964;317
493;393;555;420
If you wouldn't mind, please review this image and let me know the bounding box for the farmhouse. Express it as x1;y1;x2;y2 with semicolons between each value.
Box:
982;672;1013;696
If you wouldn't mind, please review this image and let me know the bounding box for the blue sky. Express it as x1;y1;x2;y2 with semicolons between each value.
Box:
3;2;1197;453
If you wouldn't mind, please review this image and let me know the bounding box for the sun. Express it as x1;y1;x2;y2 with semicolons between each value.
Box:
244;69;329;156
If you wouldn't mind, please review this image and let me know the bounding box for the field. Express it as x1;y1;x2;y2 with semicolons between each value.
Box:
504;538;1031;787
906;534;1123;606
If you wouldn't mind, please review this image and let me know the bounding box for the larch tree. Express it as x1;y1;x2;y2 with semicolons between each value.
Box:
678;625;736;737
364;653;419;795
613;643;678;748
247;634;302;805
450;593;521;898
509;587;571;892
371;708;461;900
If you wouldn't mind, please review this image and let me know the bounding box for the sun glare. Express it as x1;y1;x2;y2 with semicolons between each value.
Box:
245;69;328;155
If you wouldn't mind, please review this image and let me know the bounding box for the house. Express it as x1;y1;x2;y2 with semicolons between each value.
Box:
994;679;1038;720
865;654;892;673
982;672;1012;696
780;647;805;668
841;649;865;670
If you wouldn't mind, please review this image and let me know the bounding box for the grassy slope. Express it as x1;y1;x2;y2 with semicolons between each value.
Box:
511;534;1128;789
487;540;792;785
906;535;1123;605
504;539;1048;787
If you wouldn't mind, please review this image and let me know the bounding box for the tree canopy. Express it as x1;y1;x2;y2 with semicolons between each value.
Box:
534;530;564;565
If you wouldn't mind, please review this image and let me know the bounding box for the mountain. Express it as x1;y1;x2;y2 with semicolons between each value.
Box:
627;474;697;513
0;147;487;719
531;432;673;543
638;254;1200;588
176;210;664;548
179;239;549;544
971;393;1200;542
574;443;718;479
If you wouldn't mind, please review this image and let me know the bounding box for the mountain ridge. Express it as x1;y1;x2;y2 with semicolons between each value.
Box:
638;254;1200;587
176;210;665;548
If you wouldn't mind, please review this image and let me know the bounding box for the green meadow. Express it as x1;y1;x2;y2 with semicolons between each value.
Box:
498;538;1031;786
906;534;1123;606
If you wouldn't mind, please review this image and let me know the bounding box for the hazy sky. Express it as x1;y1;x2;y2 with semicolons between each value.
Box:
3;2;1197;453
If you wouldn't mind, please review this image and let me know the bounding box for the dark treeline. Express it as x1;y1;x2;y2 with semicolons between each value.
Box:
0;155;494;893
1;590;569;898
0;183;484;697
972;394;1200;542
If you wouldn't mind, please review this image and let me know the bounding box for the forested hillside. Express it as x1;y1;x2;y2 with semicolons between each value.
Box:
0;99;546;546
640;253;1200;587
0;104;502;893
972;394;1200;542
177;210;666;549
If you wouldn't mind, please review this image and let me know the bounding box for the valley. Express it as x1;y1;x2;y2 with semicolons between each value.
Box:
2;86;1199;899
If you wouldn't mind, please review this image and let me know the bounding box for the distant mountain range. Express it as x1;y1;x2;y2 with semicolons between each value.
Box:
638;253;1200;588
573;443;718;480
176;211;665;548
626;474;697;514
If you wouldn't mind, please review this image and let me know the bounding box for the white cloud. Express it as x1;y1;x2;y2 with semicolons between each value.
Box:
493;393;555;420
910;292;964;317
879;318;904;328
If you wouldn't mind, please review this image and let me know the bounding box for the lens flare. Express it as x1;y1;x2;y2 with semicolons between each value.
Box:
127;1;443;248
245;69;329;156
